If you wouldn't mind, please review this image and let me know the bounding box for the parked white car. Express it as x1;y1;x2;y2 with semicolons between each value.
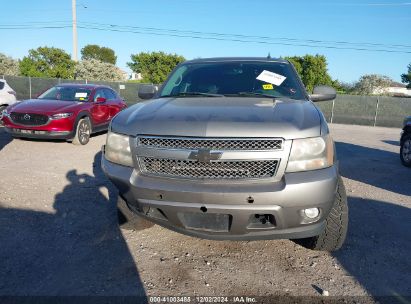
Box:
0;79;17;114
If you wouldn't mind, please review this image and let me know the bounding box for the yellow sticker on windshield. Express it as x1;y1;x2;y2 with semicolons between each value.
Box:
262;84;273;90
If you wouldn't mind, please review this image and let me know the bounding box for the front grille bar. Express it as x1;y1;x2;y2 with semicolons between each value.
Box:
139;157;279;179
9;112;50;126
136;136;284;180
138;136;283;151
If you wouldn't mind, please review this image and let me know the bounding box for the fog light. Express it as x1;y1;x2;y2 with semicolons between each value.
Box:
304;208;320;219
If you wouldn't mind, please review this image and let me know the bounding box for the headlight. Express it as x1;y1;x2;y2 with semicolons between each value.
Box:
105;131;133;167
286;135;334;172
50;113;73;120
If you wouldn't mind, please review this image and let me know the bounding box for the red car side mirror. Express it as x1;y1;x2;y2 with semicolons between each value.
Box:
95;97;106;103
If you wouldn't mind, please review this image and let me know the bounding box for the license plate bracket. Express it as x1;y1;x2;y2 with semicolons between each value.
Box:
177;212;231;232
20;129;33;134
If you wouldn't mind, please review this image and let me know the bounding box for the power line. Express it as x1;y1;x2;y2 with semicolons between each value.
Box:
75;24;411;54
1;22;410;54
5;20;408;50
80;21;411;50
0;25;71;30
0;21;71;25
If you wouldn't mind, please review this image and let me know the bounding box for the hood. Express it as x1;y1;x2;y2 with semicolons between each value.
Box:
111;97;321;140
8;99;82;114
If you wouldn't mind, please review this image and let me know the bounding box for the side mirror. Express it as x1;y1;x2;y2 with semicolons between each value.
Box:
138;84;157;100
309;85;336;102
95;97;106;103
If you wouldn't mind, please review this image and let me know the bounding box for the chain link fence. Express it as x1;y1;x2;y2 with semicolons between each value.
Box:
316;95;411;128
2;75;411;128
2;75;143;105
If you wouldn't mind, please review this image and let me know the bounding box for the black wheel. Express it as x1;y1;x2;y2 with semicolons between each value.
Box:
72;117;91;145
294;176;348;251
117;196;154;230
400;134;411;167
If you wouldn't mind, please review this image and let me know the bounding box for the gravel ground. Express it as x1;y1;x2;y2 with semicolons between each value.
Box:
0;124;410;302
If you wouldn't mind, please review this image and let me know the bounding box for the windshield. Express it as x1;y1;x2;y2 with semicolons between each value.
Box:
38;86;92;102
160;61;306;100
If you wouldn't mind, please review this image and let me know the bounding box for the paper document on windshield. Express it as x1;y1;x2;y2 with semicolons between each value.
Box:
256;70;286;86
75;92;88;98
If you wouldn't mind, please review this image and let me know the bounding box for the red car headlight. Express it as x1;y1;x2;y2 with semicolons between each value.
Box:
50;113;73;120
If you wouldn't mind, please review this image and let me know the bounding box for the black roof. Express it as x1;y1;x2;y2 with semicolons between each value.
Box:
184;57;289;64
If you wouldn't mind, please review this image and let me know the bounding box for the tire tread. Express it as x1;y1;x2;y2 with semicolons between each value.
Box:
72;117;91;145
294;176;348;251
400;134;411;167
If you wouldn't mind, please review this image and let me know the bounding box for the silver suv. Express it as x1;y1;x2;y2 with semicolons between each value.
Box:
102;57;348;251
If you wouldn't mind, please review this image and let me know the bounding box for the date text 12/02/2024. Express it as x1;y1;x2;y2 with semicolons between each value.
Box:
149;296;257;303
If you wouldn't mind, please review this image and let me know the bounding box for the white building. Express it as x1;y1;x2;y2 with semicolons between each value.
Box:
373;82;411;97
130;72;143;81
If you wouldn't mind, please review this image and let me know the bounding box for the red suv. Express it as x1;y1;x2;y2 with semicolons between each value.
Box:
1;84;127;145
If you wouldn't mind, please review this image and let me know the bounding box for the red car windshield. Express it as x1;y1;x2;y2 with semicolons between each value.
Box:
38;86;92;102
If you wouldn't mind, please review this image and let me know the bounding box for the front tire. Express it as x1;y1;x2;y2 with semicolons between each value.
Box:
72;117;91;145
294;176;348;251
400;134;411;167
117;196;154;230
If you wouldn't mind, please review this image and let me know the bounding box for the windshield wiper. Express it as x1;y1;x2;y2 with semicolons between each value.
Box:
161;92;225;98
235;92;279;99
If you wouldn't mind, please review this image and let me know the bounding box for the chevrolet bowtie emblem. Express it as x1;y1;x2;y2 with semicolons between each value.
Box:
188;149;223;163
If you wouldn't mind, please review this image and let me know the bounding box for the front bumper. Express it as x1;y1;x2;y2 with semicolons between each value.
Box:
102;150;339;240
2;115;75;140
4;127;73;139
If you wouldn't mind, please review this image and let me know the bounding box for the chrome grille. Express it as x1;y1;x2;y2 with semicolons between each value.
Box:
140;157;278;179
138;136;283;150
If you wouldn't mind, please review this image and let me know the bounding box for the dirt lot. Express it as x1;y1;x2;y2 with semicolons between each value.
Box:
0;124;410;301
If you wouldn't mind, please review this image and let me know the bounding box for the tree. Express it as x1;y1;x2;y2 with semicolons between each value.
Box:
75;59;125;81
0;53;19;76
331;80;355;94
19;47;75;79
81;45;117;65
284;54;333;92
401;63;411;89
352;74;393;95
127;51;185;83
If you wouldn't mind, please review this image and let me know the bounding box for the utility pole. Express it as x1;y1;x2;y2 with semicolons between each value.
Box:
72;0;78;61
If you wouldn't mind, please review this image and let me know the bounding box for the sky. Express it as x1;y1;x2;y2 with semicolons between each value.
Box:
0;0;410;83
